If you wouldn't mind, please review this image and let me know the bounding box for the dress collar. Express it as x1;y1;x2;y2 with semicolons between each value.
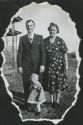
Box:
49;36;57;44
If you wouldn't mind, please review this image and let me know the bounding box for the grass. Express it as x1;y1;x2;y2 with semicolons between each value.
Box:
3;57;78;120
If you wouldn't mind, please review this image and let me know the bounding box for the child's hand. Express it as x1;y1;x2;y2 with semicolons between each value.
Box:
36;86;41;92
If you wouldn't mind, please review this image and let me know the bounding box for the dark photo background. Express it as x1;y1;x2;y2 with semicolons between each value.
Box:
0;0;83;125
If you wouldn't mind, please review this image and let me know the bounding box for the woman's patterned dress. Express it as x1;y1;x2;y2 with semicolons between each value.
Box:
44;36;68;94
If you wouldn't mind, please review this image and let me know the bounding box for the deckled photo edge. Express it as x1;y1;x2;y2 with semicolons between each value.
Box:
1;2;81;125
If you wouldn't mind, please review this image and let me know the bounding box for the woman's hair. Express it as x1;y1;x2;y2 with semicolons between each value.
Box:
48;23;59;33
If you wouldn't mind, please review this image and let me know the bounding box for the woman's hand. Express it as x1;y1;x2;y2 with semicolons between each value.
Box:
65;64;68;70
65;64;68;76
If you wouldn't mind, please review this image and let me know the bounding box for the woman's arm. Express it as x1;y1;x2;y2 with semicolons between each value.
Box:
64;53;68;70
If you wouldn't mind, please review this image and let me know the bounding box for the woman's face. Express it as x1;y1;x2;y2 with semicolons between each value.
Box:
49;26;57;38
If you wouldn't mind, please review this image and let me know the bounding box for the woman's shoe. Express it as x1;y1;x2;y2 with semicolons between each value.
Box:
51;102;60;108
35;111;40;116
51;103;55;108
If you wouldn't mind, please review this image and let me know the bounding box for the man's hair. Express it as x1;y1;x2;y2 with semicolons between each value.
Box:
48;22;59;33
26;20;35;27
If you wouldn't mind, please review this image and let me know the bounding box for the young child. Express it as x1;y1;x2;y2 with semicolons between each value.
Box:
27;73;46;115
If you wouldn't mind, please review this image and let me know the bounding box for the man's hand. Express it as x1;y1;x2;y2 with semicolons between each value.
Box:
18;67;23;75
40;65;45;73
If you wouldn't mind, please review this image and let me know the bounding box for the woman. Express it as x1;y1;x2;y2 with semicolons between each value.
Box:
44;23;68;107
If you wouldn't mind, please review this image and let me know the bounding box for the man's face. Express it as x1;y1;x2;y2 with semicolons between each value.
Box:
26;21;35;34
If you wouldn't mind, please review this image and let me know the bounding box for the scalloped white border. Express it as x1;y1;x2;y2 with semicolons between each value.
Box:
1;2;81;125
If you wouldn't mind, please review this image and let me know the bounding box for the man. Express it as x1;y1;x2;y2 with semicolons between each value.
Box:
17;20;46;107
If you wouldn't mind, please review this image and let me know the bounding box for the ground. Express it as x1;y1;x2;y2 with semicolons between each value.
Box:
3;51;78;120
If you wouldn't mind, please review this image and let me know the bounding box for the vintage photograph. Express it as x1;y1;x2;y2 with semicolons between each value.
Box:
2;2;80;121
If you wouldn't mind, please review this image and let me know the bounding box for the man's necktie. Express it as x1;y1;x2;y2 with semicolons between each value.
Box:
28;35;33;44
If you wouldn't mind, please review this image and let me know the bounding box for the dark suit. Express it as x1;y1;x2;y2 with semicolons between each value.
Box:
17;34;46;103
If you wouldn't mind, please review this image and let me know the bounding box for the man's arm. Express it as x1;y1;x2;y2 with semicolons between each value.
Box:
17;37;23;74
39;36;46;73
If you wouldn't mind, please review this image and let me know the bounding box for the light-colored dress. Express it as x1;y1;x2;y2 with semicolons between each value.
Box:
27;81;46;105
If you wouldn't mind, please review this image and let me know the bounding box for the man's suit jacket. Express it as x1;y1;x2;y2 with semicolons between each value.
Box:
17;34;46;75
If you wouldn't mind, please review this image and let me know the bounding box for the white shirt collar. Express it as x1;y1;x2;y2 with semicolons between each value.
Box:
28;32;34;40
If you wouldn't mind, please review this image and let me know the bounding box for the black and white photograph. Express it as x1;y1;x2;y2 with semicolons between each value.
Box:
2;2;80;123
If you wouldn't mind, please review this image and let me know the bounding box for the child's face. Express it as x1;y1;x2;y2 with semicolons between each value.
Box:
31;73;39;82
